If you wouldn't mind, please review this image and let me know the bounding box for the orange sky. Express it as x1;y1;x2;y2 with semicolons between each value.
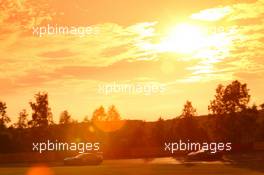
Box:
0;0;264;122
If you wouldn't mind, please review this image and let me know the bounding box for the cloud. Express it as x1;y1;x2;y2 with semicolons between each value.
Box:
0;2;158;90
1;0;264;89
227;0;264;21
1;0;264;121
186;0;264;83
190;7;232;21
39;49;78;58
0;0;53;30
100;44;131;57
190;0;264;22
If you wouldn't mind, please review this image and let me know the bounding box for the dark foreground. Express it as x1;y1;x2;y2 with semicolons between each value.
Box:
0;157;263;175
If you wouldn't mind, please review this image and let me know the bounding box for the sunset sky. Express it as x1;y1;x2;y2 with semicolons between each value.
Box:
1;0;264;122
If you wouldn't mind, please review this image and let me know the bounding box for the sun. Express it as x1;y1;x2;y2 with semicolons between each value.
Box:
156;23;207;54
138;22;233;62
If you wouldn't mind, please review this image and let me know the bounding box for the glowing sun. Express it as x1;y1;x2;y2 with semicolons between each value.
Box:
157;23;207;54
138;22;233;62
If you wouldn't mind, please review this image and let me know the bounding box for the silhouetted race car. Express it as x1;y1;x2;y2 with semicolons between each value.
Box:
185;149;223;161
64;153;103;165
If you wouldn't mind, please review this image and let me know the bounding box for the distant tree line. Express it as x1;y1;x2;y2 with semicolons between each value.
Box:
0;80;263;158
0;91;122;129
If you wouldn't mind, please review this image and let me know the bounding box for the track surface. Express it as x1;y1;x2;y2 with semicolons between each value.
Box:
0;158;263;175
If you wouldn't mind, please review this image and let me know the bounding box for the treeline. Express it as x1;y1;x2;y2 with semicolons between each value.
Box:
0;80;264;158
0;92;121;129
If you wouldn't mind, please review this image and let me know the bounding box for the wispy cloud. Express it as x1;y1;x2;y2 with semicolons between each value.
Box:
1;0;264;120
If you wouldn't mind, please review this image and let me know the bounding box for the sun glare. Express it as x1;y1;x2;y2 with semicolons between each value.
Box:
137;22;234;77
139;22;233;61
156;23;207;54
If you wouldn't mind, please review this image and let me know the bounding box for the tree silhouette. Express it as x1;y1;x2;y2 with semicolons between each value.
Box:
107;105;121;121
153;117;165;146
59;110;72;124
178;101;201;141
0;101;10;128
208;80;250;115
91;106;106;121
28;92;53;127
181;100;197;118
83;116;90;123
91;105;121;122
208;84;225;115
91;105;123;132
15;109;28;129
260;103;264;110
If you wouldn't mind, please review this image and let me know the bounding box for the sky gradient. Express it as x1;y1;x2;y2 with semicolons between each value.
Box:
1;0;264;122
